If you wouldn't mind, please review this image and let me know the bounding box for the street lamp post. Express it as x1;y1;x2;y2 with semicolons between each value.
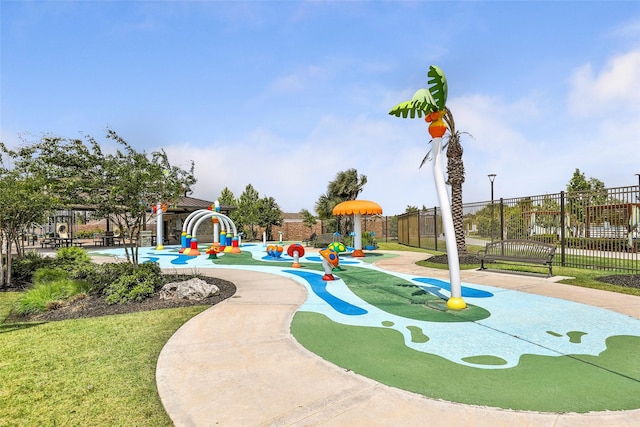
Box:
488;174;496;242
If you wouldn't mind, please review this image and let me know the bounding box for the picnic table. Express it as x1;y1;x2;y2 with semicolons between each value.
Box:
93;234;122;246
41;238;85;249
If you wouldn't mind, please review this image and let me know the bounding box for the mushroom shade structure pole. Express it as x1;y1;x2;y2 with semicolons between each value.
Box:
332;200;382;257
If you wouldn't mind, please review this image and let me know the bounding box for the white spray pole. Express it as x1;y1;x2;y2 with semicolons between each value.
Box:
155;202;164;250
431;136;464;309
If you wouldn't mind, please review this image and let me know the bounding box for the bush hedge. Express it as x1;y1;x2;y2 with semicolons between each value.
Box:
104;262;163;304
11;247;167;315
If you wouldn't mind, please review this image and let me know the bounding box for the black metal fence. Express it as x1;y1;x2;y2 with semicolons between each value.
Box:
398;185;640;273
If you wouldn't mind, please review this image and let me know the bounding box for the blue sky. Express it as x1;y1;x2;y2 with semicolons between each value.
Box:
2;1;639;215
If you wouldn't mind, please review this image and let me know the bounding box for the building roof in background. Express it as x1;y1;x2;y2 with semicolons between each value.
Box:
168;196;236;214
283;212;303;221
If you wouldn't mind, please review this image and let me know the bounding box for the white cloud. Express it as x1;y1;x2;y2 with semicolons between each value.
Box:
567;49;640;117
160;112;435;215
605;18;640;40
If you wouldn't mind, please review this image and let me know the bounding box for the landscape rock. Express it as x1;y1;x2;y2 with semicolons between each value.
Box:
160;278;220;301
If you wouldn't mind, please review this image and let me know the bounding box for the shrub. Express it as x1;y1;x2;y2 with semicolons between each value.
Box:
13;279;82;315
529;234;559;244
33;268;69;284
10;252;56;286
104;262;163;304
56;246;91;264
76;228;104;239
65;262;137;295
565;237;631;252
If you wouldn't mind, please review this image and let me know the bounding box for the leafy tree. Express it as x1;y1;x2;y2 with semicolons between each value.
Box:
388;215;398;239
505;207;527;239
235;184;260;239
0;148;57;287
218;187;237;208
217;187;239;232
255;196;283;240
93;130;196;265
470;206;492;238
566;169;607;237
405;205;419;213
535;196;561;234
3;131;196;266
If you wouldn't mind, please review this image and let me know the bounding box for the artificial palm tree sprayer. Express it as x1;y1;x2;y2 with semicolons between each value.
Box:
389;65;466;310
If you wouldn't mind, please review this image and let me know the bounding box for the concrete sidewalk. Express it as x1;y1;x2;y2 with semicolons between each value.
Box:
156;251;640;426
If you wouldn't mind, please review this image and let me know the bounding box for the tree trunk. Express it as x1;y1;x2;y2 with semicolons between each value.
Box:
446;134;467;255
14;234;23;257
0;232;5;288
4;237;12;288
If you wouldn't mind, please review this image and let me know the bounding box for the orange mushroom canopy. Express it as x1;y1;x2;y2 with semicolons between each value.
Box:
332;200;383;216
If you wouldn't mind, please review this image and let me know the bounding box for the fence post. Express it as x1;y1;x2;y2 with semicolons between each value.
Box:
433;206;438;251
416;211;421;249
499;198;505;241
406;214;409;245
560;191;566;266
385;216;388;242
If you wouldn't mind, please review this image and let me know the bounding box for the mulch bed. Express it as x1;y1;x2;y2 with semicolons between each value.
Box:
426;254;640;290
4;275;236;323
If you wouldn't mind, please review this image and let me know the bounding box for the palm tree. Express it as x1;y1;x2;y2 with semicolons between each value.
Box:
316;169;368;234
389;65;466;310
328;168;368;200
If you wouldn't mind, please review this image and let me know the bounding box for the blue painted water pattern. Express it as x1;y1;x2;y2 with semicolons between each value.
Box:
284;269;367;316
412;277;494;298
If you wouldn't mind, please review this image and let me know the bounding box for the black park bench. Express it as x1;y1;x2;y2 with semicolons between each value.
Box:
313;233;336;248
477;239;557;277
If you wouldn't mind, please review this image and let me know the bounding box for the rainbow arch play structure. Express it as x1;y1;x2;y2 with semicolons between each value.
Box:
179;208;240;256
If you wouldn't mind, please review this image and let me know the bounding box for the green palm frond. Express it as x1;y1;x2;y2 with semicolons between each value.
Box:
427;65;447;110
389;65;448;118
388;88;437;118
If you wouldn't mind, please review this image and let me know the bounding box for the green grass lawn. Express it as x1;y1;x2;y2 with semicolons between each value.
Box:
0;301;207;426
376;241;436;253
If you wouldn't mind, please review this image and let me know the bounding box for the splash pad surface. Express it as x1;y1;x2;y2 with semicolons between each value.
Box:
91;244;640;412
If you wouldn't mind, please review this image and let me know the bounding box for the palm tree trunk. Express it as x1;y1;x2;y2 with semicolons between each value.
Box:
444;109;467;256
450;183;467;255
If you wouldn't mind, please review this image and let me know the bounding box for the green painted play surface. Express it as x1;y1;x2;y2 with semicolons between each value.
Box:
291;312;640;413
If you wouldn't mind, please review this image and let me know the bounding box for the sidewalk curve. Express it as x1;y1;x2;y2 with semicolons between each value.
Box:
156;252;640;426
